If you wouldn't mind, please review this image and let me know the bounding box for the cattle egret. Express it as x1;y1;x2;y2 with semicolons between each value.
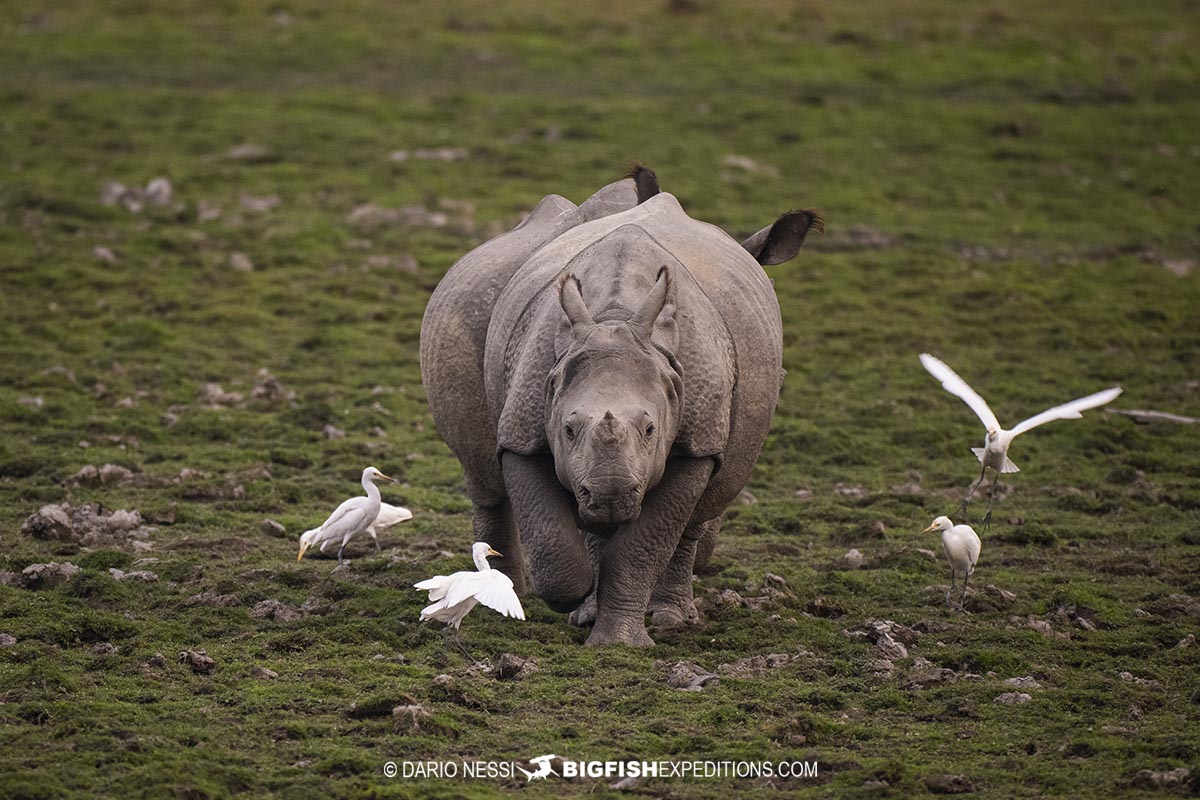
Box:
296;466;398;566
919;353;1121;526
296;502;412;562
923;515;981;611
415;542;525;657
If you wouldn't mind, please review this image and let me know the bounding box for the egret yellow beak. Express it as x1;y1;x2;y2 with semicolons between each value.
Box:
486;547;503;558
297;542;310;561
377;472;398;483
921;523;938;534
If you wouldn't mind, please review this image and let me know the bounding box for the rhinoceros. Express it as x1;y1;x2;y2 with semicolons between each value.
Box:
420;167;820;645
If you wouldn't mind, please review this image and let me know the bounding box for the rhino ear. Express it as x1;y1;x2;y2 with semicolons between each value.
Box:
558;272;593;334
632;266;670;339
625;163;661;204
651;302;679;354
742;209;825;266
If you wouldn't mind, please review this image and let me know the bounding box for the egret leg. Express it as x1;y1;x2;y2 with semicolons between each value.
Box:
945;572;956;606
958;463;988;521
959;572;970;612
982;473;1000;531
372;534;381;555
337;543;346;567
443;627;476;663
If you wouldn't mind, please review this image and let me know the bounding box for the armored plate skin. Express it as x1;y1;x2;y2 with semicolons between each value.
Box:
421;173;817;645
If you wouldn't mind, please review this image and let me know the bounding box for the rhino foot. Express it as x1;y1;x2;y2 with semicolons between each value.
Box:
585;617;655;647
648;598;700;630
568;592;597;627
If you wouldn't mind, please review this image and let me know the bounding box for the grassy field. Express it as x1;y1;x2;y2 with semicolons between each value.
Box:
2;1;1199;797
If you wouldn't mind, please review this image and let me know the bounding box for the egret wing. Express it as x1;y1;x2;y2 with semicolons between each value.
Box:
438;570;524;620
331;504;374;544
369;503;413;533
414;574;451;602
438;570;490;610
471;573;525;620
1009;387;1122;437
316;497;363;534
920;353;1001;432
965;531;982;570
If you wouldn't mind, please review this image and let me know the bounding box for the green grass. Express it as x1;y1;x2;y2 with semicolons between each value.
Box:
2;1;1199;797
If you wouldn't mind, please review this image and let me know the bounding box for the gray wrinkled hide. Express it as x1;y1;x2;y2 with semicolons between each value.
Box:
485;191;781;517
420;181;640;505
420;177;785;645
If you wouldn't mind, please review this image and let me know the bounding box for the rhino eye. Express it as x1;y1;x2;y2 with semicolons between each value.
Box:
565;423;576;440
644;422;655;437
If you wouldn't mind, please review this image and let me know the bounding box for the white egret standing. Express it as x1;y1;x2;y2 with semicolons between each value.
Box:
296;502;412;561
296;466;398;566
923;515;981;611
415;542;525;658
919;353;1121;527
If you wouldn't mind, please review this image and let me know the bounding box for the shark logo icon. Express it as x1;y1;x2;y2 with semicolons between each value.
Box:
516;754;560;781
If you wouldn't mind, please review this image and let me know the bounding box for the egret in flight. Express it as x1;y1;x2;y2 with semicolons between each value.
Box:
919;353;1121;526
296;466;399;566
923;515;981;611
415;542;525;658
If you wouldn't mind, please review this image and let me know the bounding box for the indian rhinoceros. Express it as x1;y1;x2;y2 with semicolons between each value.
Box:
420;167;821;645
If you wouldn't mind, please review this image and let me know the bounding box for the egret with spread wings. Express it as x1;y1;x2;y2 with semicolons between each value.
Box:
415;542;525;659
919;353;1121;526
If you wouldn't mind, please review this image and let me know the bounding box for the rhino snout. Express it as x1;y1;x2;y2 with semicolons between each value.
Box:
577;479;643;525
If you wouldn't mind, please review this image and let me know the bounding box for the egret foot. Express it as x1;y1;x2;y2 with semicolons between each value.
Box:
955;499;971;522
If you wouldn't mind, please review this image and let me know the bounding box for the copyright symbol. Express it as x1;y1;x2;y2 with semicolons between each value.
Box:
383;761;398;778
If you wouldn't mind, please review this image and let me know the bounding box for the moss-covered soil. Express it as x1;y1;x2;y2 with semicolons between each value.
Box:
1;1;1198;797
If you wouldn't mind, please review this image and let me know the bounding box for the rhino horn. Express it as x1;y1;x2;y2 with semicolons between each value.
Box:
631;266;671;339
598;410;620;444
558;272;594;334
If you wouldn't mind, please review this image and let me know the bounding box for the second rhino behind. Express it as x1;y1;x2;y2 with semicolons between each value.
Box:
420;167;820;645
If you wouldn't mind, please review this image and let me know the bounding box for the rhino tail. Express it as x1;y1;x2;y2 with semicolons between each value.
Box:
625;163;661;204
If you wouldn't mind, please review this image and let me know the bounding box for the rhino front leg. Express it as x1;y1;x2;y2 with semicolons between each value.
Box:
692;515;720;573
649;516;720;630
587;457;715;646
567;532;606;627
470;499;528;595
501;452;593;613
